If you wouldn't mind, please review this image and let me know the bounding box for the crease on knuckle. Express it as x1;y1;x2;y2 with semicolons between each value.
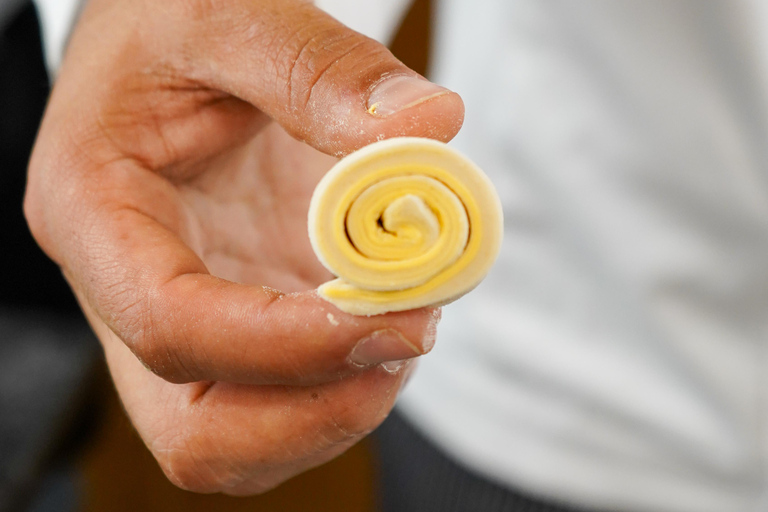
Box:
282;26;376;115
106;277;195;383
155;274;208;383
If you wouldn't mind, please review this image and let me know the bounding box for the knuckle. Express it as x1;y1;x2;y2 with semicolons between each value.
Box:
23;179;46;249
279;20;387;113
129;328;197;385
109;285;197;384
23;149;65;259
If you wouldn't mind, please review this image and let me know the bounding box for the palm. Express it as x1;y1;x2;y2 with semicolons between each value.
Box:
176;124;336;292
97;85;337;295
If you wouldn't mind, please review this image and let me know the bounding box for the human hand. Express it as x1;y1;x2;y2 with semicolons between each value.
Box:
24;0;463;494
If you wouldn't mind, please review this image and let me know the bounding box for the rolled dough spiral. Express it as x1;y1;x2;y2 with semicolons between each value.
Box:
308;137;503;315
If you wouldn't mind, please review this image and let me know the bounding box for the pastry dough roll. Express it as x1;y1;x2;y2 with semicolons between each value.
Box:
308;137;503;315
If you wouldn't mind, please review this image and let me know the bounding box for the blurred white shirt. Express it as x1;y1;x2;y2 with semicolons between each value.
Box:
33;0;79;73
324;1;768;511
37;1;768;510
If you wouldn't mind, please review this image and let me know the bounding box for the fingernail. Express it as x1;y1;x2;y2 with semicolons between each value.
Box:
349;329;422;367
367;76;449;117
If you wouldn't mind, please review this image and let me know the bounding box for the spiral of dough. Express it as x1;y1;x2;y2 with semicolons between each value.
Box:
308;137;503;315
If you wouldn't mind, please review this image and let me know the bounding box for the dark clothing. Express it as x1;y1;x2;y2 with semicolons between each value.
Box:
0;4;97;512
375;410;590;512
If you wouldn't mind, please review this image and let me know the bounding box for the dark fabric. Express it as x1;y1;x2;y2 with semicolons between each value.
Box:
0;4;99;512
0;310;96;512
24;465;80;512
374;410;591;512
0;0;80;314
0;0;27;33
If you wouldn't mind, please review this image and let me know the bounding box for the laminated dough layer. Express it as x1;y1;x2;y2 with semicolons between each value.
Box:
308;137;503;315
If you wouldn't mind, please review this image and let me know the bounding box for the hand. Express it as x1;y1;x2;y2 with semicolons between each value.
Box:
24;0;463;495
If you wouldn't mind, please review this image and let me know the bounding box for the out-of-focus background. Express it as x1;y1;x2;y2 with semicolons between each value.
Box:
0;1;431;510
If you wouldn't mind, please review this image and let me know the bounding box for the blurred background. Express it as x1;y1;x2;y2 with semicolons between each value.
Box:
0;1;432;511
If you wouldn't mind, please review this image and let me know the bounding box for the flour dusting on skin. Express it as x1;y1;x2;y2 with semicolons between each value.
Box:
326;313;340;326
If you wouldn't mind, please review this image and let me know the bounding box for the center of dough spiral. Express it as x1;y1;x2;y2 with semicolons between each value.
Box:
343;175;470;291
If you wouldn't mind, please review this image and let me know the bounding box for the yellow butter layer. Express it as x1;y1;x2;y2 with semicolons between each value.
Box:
308;137;504;316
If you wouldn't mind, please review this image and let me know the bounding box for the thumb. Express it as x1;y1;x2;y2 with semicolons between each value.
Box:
172;0;464;156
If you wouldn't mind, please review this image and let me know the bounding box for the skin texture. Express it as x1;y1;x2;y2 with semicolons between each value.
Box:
24;0;464;496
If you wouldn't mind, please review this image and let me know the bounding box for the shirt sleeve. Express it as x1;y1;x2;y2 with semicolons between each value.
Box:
32;0;82;75
314;0;413;45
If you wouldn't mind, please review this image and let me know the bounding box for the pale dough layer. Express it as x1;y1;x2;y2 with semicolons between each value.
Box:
308;137;504;315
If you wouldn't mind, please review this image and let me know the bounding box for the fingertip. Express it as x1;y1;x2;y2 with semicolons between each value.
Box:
366;75;449;117
286;291;440;362
337;303;441;361
328;84;465;156
372;84;464;139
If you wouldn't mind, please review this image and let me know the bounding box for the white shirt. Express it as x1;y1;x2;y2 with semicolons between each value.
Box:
37;1;768;510
399;2;768;511
33;0;80;74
